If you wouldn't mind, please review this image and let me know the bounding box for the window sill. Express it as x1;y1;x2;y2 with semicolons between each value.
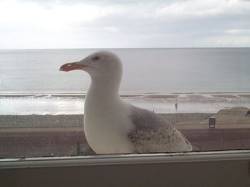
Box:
1;150;250;169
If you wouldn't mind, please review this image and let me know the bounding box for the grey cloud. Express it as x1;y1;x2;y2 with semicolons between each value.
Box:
88;6;249;47
18;0;187;8
80;2;250;35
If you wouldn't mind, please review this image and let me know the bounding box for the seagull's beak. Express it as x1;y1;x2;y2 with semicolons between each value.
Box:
59;62;88;72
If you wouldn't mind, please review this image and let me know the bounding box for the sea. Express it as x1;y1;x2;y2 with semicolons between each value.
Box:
1;48;250;115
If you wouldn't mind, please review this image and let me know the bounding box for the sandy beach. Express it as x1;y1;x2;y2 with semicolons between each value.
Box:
1;107;250;158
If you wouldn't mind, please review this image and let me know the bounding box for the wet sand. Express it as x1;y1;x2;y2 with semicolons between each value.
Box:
0;107;250;158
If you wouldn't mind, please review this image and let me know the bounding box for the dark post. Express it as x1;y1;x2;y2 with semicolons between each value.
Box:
209;117;216;129
76;142;81;155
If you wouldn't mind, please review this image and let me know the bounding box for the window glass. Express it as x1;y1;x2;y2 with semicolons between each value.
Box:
1;49;250;158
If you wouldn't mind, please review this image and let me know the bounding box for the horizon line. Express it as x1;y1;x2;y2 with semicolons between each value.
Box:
0;47;250;50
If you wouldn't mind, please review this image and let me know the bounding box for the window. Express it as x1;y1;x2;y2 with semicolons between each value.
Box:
1;48;250;158
1;1;250;186
0;0;250;162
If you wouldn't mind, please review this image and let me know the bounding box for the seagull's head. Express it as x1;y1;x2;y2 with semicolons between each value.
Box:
60;51;122;81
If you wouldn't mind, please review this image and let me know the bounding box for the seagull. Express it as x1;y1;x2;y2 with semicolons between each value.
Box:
60;51;192;154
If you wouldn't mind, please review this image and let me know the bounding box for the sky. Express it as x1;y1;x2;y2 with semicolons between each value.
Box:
0;0;250;49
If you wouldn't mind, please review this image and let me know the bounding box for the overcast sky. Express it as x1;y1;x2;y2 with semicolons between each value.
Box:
0;0;250;48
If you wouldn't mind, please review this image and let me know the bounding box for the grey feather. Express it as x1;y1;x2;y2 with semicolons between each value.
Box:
128;106;192;153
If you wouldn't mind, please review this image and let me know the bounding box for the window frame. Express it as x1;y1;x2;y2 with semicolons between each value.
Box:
0;150;249;187
1;150;250;169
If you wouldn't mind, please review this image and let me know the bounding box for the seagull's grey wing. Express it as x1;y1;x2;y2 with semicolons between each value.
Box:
128;106;192;153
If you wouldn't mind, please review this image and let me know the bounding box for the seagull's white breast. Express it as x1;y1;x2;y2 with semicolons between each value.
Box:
84;96;134;154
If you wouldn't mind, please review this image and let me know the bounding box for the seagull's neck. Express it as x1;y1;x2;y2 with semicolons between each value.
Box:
86;77;122;104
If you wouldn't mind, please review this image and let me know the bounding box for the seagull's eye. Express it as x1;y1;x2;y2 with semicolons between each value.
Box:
92;56;100;61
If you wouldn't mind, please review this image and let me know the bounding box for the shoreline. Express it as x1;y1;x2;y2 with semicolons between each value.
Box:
1;93;250;115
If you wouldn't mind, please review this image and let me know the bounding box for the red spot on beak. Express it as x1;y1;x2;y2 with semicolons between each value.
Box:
59;62;87;72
